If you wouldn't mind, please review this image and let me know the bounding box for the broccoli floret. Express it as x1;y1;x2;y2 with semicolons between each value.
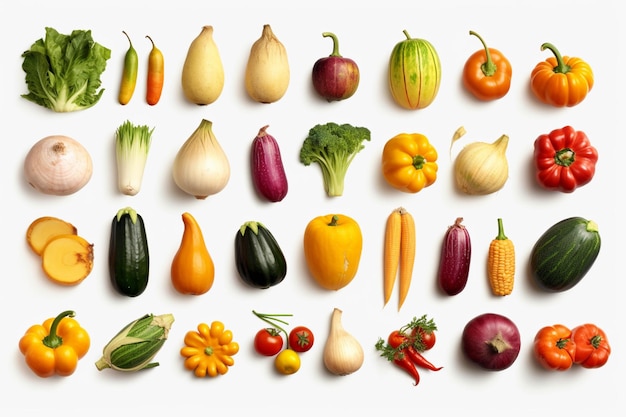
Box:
299;122;371;196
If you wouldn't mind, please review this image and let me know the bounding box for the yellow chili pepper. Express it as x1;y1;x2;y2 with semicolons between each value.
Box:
180;321;239;378
381;133;439;193
118;31;138;105
18;310;90;377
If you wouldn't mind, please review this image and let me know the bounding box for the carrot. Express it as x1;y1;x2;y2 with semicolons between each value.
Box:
398;208;416;311
383;208;402;307
487;218;515;296
118;31;138;105
145;35;164;105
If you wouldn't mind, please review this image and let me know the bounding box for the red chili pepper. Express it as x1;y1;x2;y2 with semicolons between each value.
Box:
533;126;598;193
406;346;443;371
393;350;420;385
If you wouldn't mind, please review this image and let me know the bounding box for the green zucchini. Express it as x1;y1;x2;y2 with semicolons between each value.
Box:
108;207;149;297
234;221;287;289
530;217;601;292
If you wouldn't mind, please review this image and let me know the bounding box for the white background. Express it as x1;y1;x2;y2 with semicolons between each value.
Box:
2;0;622;413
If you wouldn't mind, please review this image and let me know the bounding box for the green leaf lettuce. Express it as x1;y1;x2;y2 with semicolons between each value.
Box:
21;27;111;112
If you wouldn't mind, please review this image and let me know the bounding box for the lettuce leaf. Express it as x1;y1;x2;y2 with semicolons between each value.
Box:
21;27;111;112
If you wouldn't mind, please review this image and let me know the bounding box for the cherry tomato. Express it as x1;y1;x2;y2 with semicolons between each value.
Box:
254;328;283;356
274;348;301;375
289;326;314;352
412;327;436;350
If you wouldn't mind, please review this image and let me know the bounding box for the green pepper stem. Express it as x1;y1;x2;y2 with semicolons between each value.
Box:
252;310;292;348
43;310;75;349
469;31;497;77
322;32;342;57
541;42;571;74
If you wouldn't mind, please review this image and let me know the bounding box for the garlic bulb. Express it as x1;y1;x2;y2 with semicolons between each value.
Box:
453;128;509;195
323;308;364;375
24;135;93;196
172;119;230;199
245;24;290;103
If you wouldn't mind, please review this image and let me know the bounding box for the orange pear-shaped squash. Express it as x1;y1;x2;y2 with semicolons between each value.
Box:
171;212;214;295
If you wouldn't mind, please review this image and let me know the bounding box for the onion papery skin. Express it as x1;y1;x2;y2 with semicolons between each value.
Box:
461;313;521;371
24;135;93;196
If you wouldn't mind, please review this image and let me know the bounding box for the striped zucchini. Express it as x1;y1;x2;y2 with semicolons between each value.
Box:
95;313;175;372
530;217;601;292
108;207;149;297
388;30;441;110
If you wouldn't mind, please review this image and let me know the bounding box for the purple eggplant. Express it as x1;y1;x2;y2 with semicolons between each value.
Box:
251;125;288;202
437;217;471;295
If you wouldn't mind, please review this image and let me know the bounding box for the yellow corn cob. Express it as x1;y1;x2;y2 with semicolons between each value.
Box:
487;218;515;296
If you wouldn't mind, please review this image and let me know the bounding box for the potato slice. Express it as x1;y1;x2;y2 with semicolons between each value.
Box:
41;234;94;285
27;216;77;256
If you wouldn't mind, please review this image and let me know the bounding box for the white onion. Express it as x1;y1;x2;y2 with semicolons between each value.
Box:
24;135;93;196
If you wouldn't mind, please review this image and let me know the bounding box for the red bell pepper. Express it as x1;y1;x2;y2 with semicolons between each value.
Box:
533;126;598;193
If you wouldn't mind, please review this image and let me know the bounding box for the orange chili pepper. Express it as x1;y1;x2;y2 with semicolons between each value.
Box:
145;35;164;105
462;31;512;101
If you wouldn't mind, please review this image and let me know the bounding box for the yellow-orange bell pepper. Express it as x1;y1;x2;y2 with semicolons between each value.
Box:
382;133;438;193
180;321;239;378
18;310;90;377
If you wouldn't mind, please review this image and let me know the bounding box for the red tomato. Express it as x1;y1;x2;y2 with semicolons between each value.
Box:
254;328;284;356
571;323;611;368
412;327;436;350
288;326;314;352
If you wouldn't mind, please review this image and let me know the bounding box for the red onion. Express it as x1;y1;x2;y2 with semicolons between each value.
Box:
461;313;521;371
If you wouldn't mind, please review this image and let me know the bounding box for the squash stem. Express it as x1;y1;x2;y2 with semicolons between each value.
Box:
540;42;571;74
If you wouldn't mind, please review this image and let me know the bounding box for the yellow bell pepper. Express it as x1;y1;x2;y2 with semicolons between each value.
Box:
18;310;90;377
180;321;239;377
382;133;438;193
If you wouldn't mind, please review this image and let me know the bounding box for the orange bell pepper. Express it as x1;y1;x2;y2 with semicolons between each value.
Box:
381;133;438;193
530;42;594;107
533;324;576;371
18;310;90;377
462;31;512;101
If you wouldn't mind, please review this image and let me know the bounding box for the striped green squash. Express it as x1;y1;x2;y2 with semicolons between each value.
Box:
530;217;601;292
388;30;441;110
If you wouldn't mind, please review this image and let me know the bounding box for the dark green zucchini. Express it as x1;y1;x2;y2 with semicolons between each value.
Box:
109;207;149;297
530;217;600;292
235;221;286;289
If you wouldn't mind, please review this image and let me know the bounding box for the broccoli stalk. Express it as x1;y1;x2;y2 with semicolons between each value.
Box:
299;122;371;196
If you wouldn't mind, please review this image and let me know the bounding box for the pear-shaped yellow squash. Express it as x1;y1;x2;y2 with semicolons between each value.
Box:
181;26;225;105
245;24;290;103
171;212;214;295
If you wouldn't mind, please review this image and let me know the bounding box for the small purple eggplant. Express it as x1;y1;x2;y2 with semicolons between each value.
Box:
437;217;471;295
251;125;288;202
312;32;360;102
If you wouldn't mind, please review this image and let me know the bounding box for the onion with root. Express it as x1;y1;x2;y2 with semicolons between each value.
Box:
24;135;93;196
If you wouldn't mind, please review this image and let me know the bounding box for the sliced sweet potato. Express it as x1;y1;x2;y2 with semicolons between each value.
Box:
27;216;77;256
41;234;94;285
